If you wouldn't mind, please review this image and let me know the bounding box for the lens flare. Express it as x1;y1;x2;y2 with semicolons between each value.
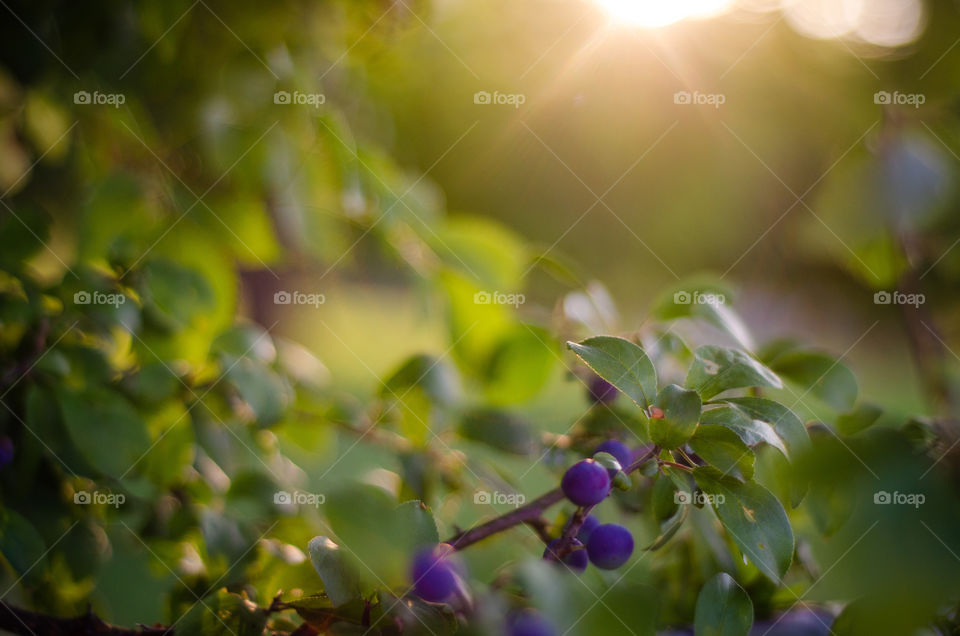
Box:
592;0;735;27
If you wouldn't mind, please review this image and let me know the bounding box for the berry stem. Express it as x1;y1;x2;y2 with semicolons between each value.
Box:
447;445;659;551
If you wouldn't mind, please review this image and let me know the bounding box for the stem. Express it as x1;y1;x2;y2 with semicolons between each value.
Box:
446;445;659;551
446;489;566;550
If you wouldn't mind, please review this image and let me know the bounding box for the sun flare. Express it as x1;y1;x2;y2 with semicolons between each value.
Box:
591;0;735;27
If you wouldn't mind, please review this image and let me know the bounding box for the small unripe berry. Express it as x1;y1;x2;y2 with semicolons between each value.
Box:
508;611;556;636
410;545;458;602
594;440;631;471
542;538;588;574
561;459;611;506
587;376;618;404
586;523;634;570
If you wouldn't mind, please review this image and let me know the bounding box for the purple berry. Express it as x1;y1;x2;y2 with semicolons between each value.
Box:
561;459;611;506
508;611;556;636
587;376;618;405
594;440;631;471
542;538;588;574
564;513;601;543
410;545;458;602
0;437;13;468
586;523;634;570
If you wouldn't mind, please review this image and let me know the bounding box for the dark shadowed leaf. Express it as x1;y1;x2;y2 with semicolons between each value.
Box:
694;572;754;636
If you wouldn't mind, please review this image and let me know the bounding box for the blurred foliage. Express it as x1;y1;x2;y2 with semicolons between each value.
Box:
1;0;960;635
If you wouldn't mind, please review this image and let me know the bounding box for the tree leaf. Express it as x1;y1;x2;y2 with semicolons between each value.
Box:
685;346;781;400
720;398;811;462
0;510;47;584
56;387;151;479
762;348;857;411
835;403;883;436
458;408;536;455
695;469;794;583
690;425;755;481
694;572;754;636
650;384;701;449
645;499;689;551
307;537;363;606
177;589;266;636
567;336;657;408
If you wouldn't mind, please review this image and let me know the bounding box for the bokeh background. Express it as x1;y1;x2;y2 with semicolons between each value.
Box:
3;0;960;632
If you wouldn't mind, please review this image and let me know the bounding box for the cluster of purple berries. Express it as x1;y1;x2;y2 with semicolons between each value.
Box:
411;544;556;635
408;438;635;631
547;440;636;571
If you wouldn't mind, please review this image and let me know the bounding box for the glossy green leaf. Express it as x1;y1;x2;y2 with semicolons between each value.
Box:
695;469;794;583
694;572;754;636
690;425;755;481
307;537;363;606
650;384;701;449
567;336;657;408
685;346;781;399
720;398;811;462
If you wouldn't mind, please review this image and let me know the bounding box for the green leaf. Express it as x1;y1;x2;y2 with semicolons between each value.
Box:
654;281;752;351
645;498;689;551
56;387;151;479
700;407;787;457
650;384;701;449
720;398;811;462
482;325;557;405
695;469;794;583
222;355;293;427
835;403;883;436
694;572;754;636
0;510;47;584
567;336;657;408
177;589;266;636
685;346;781;400
458;408;536;455
689;425;755;481
325;485;440;588
307;537;363;606
761;348;857;411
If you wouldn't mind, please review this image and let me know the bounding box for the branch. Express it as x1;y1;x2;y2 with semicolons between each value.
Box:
446;445;659;551
0;602;171;635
